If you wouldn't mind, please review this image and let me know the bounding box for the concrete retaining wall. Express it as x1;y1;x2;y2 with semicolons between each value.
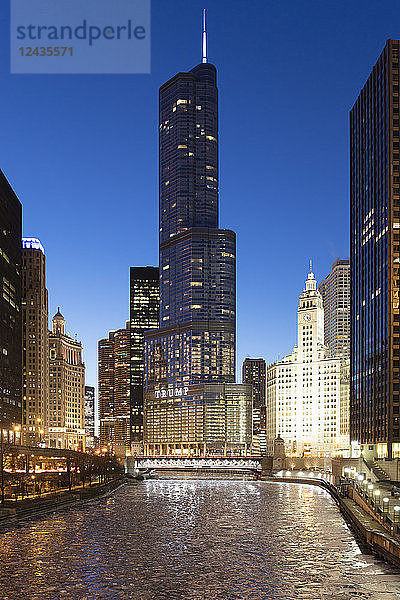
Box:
265;476;400;569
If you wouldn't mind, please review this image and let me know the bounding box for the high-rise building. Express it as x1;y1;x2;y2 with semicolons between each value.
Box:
267;267;349;456
84;385;95;449
99;324;131;459
45;309;85;450
242;358;266;435
319;259;350;451
319;259;350;359
98;334;115;451
21;237;48;446
0;171;22;443
129;267;159;452
143;34;252;456
350;39;400;460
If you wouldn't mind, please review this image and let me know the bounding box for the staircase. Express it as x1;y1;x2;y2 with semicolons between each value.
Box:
371;460;393;482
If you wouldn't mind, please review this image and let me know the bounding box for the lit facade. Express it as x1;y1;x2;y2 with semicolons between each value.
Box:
129;267;159;451
350;39;400;459
144;58;251;455
0;171;22;444
99;325;131;458
21;237;48;446
84;385;95;449
267;268;349;456
319;259;350;359
45;309;85;451
242;358;266;435
319;259;350;449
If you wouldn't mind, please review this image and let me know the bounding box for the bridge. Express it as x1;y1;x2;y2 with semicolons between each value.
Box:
125;455;270;476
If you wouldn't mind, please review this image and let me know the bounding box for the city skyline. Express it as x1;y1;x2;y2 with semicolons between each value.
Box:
2;1;397;390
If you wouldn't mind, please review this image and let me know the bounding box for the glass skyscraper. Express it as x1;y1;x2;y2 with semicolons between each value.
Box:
129;267;159;450
350;39;400;460
144;56;251;455
0;171;22;443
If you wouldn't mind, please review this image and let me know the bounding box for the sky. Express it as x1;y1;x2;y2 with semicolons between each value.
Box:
0;0;398;394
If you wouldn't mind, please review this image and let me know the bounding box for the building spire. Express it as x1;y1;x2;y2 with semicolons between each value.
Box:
202;8;207;63
309;259;312;274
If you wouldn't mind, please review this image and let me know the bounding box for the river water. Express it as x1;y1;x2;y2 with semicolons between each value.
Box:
0;479;399;600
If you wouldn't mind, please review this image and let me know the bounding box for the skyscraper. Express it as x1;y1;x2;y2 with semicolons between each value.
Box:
242;358;266;435
144;25;252;456
129;267;159;452
99;325;131;458
0;171;22;443
267;267;348;456
21;237;48;446
319;259;350;359
46;309;85;451
98;334;115;451
350;39;400;460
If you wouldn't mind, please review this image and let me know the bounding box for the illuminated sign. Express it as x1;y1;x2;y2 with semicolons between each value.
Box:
155;387;189;399
22;237;45;254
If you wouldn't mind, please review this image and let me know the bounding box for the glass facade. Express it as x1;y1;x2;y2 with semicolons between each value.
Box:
0;171;22;442
350;39;400;457
242;358;266;435
129;267;159;446
144;60;246;454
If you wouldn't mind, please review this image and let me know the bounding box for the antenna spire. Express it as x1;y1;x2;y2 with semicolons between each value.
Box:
202;8;207;63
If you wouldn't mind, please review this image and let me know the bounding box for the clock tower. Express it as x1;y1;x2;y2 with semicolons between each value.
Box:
297;263;325;363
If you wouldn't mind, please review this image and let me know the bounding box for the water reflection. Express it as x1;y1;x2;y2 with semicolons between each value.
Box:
0;480;399;599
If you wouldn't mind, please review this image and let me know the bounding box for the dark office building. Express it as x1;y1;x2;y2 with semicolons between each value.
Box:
0;171;22;442
129;267;159;451
144;52;252;455
350;39;400;460
242;358;266;434
98;335;115;451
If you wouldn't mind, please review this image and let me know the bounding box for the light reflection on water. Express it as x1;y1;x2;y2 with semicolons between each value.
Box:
0;480;399;599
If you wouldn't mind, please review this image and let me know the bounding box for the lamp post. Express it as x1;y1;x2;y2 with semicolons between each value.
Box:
383;497;390;513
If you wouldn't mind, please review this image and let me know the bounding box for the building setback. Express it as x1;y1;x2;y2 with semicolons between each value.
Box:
21;237;48;446
350;39;400;460
267;268;349;456
99;325;131;459
46;309;85;451
0;171;22;443
144;51;252;455
129;267;159;451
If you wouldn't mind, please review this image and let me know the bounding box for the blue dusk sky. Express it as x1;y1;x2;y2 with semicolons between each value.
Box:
0;0;398;392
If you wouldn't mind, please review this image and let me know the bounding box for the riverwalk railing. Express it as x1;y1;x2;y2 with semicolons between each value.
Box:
0;444;123;505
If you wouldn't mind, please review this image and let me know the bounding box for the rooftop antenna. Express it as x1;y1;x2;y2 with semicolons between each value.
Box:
202;8;207;63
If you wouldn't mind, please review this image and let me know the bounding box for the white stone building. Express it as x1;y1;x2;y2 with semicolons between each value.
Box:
266;267;349;457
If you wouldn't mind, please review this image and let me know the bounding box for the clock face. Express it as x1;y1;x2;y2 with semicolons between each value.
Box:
303;314;311;322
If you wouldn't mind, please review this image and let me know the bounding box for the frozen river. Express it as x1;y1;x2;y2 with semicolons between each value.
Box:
0;479;399;600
